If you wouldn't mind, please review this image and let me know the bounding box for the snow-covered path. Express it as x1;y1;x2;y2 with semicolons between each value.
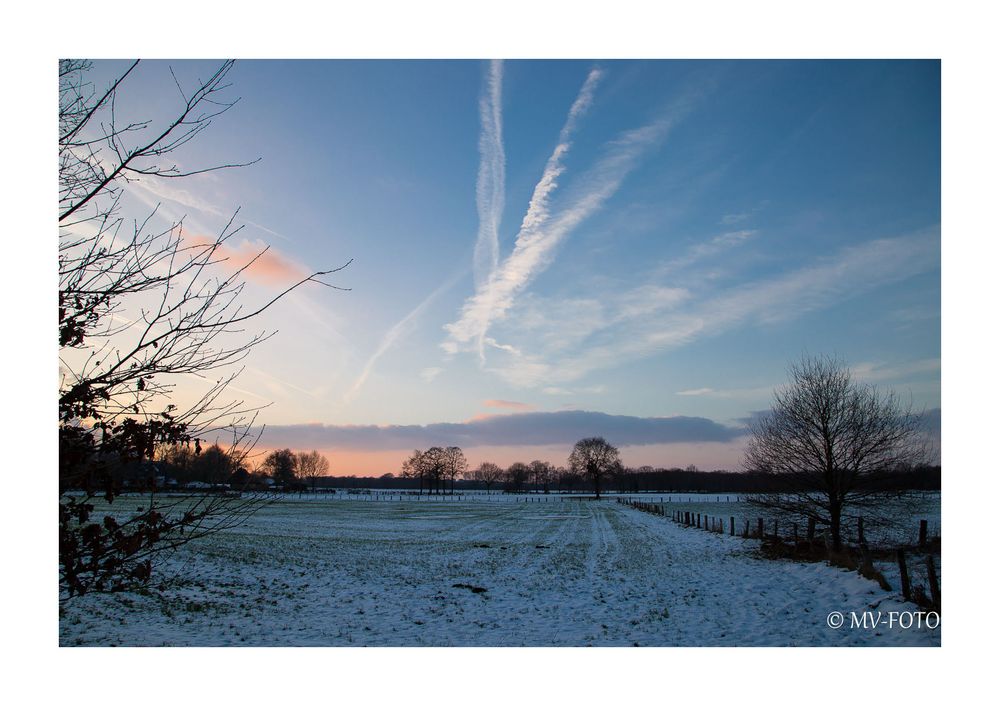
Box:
59;499;940;646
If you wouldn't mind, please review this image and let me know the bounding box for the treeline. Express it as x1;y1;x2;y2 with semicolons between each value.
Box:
102;440;939;495
313;462;941;493
77;444;334;492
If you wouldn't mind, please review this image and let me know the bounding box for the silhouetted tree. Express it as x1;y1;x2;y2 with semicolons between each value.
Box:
191;444;234;485
297;450;331;491
263;449;298;487
401;447;448;494
557;466;580;492
530;460;555;493
610;460;631;493
442;447;468;494
466;462;504;494
743;355;927;550
401;450;427;494
506;462;530;493
58;59;348;599
568;437;620;499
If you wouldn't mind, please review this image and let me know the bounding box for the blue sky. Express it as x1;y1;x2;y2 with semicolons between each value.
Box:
80;59;940;472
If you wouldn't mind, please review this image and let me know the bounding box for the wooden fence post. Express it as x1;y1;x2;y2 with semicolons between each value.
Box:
897;549;912;602
925;555;941;610
773;519;779;539
919;520;928;549
757;518;764;539
744;520;749;538
730;516;735;536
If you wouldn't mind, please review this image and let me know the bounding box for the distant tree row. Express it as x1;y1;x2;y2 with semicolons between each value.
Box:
101;445;334;491
400;447;468;494
464;459;558;494
259;449;331;490
459;437;622;497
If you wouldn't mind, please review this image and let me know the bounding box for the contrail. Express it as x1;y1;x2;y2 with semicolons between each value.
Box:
473;59;505;291
344;266;467;403
447;67;623;358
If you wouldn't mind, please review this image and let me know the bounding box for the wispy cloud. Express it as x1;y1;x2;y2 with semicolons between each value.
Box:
676;385;775;399
485;228;940;388
542;385;607;396
720;212;751;225
483;399;535;411
129;172;295;246
420;367;445;383
852;358;941;383
658;229;757;275
676;387;715;397
344;268;467;402
129;174;232;223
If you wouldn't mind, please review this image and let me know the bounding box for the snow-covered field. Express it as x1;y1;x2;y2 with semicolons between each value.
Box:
59;497;940;646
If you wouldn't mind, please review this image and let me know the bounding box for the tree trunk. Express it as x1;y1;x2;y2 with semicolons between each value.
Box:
829;502;842;551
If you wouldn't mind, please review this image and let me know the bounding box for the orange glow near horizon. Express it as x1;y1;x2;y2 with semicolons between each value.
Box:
244;440;749;477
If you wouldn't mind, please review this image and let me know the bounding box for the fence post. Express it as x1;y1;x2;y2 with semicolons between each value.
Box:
757;518;764;539
925;555;941;610
730;516;735;536
773;518;779;539
897;549;912;602
919;520;928;549
744;520;749;538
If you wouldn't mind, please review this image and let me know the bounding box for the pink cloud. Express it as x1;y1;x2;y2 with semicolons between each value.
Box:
482;399;535;411
187;234;307;287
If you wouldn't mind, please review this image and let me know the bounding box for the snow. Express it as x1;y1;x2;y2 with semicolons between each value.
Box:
59;497;940;646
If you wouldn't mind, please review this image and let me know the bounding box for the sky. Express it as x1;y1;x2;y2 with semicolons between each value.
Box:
74;59;941;474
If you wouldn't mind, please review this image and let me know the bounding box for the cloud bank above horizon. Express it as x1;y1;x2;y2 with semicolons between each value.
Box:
259;410;746;452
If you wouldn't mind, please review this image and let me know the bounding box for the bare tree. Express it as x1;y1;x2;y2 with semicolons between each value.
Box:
529;460;555;494
466;462;504;494
400;447;447;494
442;446;468;494
505;462;530;494
557;466;579;493
743;355;927;550
297;450;331;491
568;438;621;499
423;447;447;494
58;60;348;599
400;449;427;494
